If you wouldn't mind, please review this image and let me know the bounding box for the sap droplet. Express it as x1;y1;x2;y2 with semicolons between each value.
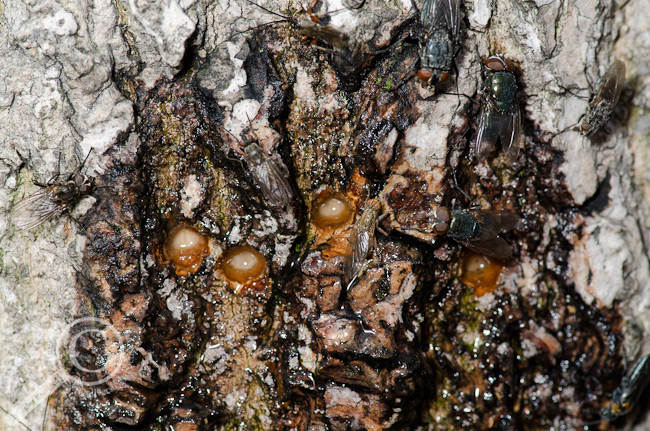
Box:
312;195;353;228
459;250;503;295
221;245;268;284
164;225;210;276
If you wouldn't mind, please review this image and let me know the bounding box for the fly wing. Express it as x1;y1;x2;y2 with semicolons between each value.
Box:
298;24;350;50
343;224;372;282
469;210;520;241
474;103;503;162
462;237;514;259
421;0;459;38
622;353;650;408
499;102;521;163
462;209;520;259
10;189;64;230
593;60;626;108
446;0;461;40
250;158;293;208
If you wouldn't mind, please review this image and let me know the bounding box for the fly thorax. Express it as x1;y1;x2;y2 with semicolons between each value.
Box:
447;210;481;241
489;72;517;112
244;144;264;166
52;181;79;203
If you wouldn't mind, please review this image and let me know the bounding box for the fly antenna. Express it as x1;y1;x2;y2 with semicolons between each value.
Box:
227;19;290;39
451;168;474;205
245;0;293;21
78;147;94;172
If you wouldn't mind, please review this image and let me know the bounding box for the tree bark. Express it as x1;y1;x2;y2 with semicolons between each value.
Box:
1;0;649;430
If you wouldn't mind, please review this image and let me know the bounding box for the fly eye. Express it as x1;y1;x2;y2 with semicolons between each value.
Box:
439;72;449;82
433;206;451;235
433;221;449;235
504;59;515;72
79;184;92;194
418;69;433;82
74;174;86;186
581;123;591;132
484;57;505;71
436;206;451;223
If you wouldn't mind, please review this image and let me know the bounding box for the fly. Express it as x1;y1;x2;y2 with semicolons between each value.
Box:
474;56;521;163
418;0;460;85
243;0;373;80
10;154;95;231
343;199;382;284
432;206;520;259
600;353;650;421
243;142;294;208
579;60;626;136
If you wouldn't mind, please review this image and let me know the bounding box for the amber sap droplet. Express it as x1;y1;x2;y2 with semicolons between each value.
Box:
460;250;504;295
221;245;268;283
164;226;209;276
312;195;353;228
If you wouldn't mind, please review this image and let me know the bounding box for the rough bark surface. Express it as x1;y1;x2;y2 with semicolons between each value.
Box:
1;0;650;430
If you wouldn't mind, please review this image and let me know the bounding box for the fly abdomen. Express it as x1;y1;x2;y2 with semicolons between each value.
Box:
419;29;453;77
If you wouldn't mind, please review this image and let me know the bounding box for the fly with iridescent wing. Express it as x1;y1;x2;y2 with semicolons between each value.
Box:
343;199;382;284
431;206;520;259
242;142;294;209
474;56;521;164
579;60;626;136
242;0;368;80
418;0;460;85
11;162;95;231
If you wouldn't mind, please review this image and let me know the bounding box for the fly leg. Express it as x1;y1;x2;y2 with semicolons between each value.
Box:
451;168;477;207
376;212;388;236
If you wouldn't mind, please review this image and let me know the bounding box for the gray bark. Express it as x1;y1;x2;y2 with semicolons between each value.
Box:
0;0;649;429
